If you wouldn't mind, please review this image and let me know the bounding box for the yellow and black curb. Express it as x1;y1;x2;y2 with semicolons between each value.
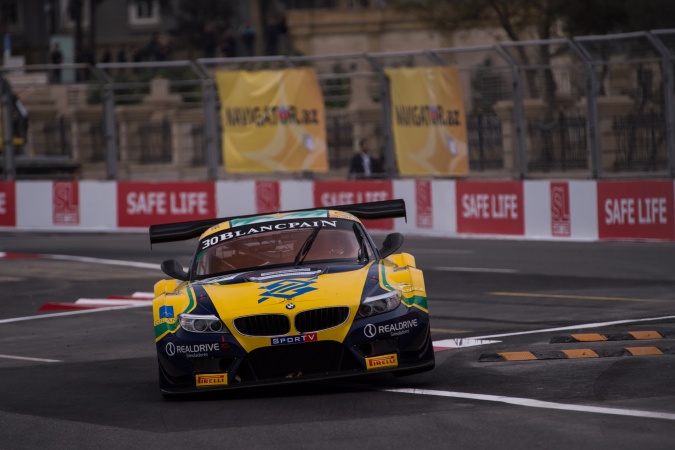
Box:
549;330;670;343
479;346;672;362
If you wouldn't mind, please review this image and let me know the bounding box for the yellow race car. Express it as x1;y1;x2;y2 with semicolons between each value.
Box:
150;200;434;396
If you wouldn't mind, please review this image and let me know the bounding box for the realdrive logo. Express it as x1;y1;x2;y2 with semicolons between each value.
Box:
196;373;228;387
394;105;461;127
365;353;398;370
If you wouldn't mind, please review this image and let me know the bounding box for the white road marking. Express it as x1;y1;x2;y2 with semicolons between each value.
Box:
382;388;675;422
43;254;160;270
0;354;61;363
433;338;500;349
433;314;675;348
463;314;675;341
0;304;149;324
432;267;518;274
75;299;152;306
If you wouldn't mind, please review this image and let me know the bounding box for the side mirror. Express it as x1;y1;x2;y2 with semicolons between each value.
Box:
160;259;189;281
378;232;404;259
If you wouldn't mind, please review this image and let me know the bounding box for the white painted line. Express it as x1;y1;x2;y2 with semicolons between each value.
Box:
0;354;61;363
432;314;675;348
43;254;160;271
382;388;675;422
131;292;155;298
74;299;153;306
432;267;518;274
464;314;675;341
433;338;500;349
0;303;149;324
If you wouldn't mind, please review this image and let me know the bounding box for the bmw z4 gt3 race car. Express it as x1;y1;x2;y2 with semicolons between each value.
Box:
149;199;434;396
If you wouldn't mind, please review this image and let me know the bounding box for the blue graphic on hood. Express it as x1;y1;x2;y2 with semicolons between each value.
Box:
258;277;318;304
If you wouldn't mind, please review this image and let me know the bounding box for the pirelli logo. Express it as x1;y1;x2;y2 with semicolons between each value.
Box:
196;373;228;387
366;353;398;370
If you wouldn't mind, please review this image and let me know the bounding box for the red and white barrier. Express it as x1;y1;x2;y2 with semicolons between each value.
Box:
1;179;674;241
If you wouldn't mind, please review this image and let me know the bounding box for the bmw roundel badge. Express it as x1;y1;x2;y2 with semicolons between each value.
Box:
286;303;295;310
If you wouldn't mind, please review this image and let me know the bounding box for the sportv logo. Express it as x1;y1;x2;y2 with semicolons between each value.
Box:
195;373;228;387
271;333;318;345
394;105;461;127
224;106;319;127
366;353;398;370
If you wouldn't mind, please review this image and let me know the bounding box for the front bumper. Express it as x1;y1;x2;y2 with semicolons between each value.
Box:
157;307;434;395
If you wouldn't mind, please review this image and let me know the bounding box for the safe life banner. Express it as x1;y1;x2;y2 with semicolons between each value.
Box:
386;66;468;177
215;68;328;173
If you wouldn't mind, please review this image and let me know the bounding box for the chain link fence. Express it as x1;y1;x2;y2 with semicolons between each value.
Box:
2;30;675;180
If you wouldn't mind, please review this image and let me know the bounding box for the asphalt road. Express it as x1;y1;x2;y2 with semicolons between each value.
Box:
1;233;674;449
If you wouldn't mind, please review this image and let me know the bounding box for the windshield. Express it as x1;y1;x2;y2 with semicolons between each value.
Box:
193;221;371;279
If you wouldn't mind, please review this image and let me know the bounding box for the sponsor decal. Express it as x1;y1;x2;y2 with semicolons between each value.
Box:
166;342;221;358
597;181;675;241
256;180;280;214
52;181;80;225
224;105;319;127
201;220;338;250
117;182;215;227
363;319;419;338
154;318;177;326
314;180;394;230
159;305;175;319
196;373;228;387
456;181;524;235
258;277;318;304
0;182;16;227
394;105;462;127
416;180;433;229
550;182;571;237
271;333;318;346
366;353;398;370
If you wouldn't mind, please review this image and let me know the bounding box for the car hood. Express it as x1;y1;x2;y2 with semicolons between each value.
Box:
199;264;373;317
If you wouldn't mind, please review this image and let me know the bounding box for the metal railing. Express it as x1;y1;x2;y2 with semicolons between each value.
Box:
3;29;675;180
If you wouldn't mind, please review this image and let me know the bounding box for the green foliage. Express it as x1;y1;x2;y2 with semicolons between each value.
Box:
324;63;351;109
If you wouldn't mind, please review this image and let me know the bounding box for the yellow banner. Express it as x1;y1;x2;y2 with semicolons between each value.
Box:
215;68;328;173
386;66;468;176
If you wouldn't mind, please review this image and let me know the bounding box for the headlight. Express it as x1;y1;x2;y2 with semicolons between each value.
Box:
179;314;228;333
356;290;401;319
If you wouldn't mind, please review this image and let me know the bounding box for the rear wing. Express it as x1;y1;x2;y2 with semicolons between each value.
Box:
149;199;407;245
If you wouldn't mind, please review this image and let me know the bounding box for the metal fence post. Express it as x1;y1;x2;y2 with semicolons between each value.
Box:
569;39;601;179
647;31;675;178
0;76;15;181
102;83;118;180
365;54;397;177
202;78;220;180
495;44;528;179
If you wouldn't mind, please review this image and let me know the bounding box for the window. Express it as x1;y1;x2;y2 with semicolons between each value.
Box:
128;0;160;26
0;0;19;27
60;0;90;29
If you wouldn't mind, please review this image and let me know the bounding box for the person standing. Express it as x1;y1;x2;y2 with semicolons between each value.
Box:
50;43;63;83
348;138;372;179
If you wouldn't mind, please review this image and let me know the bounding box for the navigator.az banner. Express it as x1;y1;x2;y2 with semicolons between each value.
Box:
216;67;328;174
386;66;468;177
